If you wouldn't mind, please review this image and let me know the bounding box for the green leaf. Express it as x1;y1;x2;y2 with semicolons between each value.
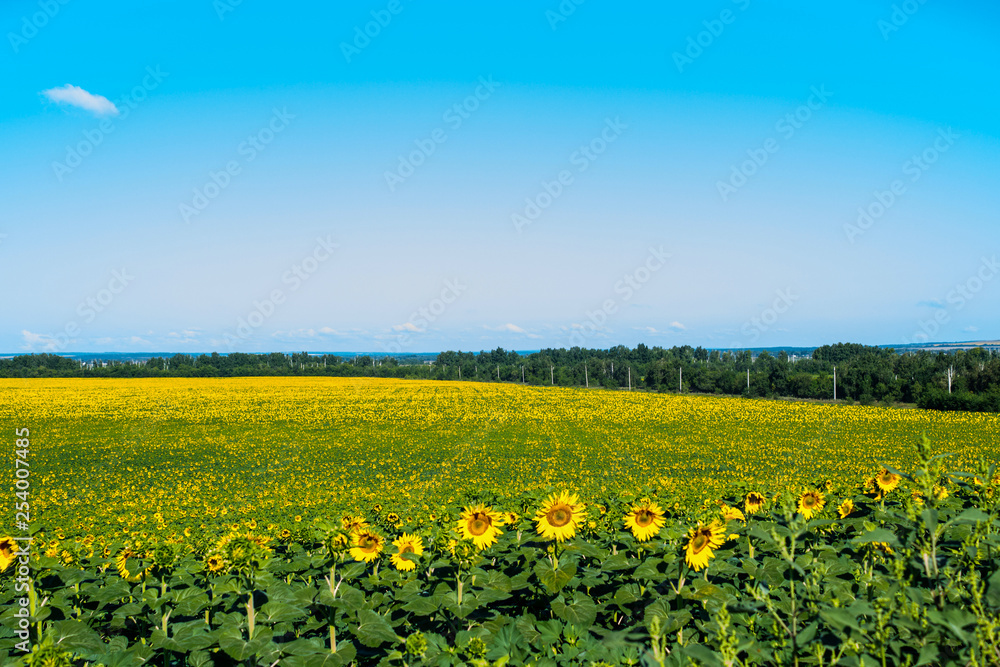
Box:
852;528;899;546
820;608;864;633
613;584;640;607
551;592;597;629
49;620;105;656
402;596;439;615
258;600;307;624
915;643;939;667
796;620;818;645
353;609;398;648
535;561;577;593
682;643;724;667
986;568;1000;607
920;508;938;535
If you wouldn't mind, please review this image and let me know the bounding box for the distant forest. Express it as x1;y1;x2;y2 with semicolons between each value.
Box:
3;343;1000;413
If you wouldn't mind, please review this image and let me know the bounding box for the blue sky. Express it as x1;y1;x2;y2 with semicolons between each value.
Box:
2;0;998;354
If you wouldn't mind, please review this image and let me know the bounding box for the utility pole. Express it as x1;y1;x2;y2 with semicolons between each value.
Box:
459;366;462;380
833;366;837;400
550;366;554;385
679;367;682;393
521;365;524;383
497;365;500;380
585;363;588;388
947;365;954;394
628;367;632;391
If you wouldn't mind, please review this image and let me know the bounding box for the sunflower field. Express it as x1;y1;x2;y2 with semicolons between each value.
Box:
1;377;999;666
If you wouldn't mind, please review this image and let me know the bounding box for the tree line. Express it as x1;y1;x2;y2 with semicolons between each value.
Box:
2;343;999;412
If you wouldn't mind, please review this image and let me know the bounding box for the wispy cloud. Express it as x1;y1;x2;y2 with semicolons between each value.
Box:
21;329;62;351
41;84;119;116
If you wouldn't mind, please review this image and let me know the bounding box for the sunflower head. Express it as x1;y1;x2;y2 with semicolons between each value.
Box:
115;548;150;582
349;530;384;563
341;515;369;534
875;469;901;494
624;501;666;542
837;498;854;519
390;533;424;571
797;490;826;519
534;491;585;542
386;512;401;525
206;554;227;574
744;492;766;515
684;520;726;571
457;504;504;550
720;505;745;523
0;537;17;573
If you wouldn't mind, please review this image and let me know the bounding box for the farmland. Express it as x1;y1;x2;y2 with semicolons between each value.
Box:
1;377;999;665
1;377;998;539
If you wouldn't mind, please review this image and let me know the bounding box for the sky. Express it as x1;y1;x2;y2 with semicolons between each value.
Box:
2;1;998;354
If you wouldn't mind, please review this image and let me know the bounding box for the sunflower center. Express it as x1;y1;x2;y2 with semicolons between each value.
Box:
468;515;490;536
635;510;653;527
547;505;571;527
691;533;709;553
400;545;413;555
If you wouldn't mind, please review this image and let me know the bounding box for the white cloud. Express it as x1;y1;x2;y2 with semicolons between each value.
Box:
392;322;423;333
668;321;686;331
21;330;63;352
964;326;979;333
41;84;119;116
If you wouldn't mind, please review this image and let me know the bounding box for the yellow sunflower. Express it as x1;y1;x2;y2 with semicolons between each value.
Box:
838;499;854;519
684;520;726;571
386;512;400;524
390;533;424;572
744;492;766;515
798;490;825;519
875;469;901;494
534;491;585;542
457;504;504;549
115;548;149;582
206;554;227;574
623;500;666;541
0;537;17;572
933;485;949;501
720;505;745;523
349;530;384;563
342;515;369;534
504;512;519;525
